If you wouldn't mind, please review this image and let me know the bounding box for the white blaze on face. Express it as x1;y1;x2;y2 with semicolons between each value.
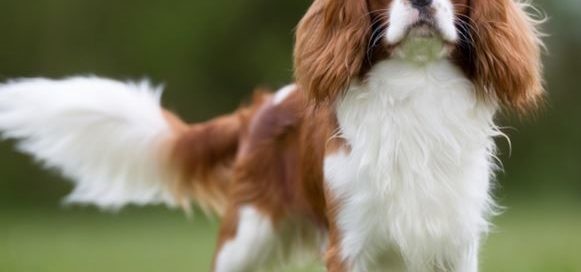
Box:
432;0;458;42
386;0;420;44
385;0;458;45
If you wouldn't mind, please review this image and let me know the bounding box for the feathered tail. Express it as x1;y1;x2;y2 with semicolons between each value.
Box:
0;77;264;215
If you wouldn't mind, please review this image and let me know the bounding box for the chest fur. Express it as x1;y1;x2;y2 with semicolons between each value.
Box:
324;59;499;270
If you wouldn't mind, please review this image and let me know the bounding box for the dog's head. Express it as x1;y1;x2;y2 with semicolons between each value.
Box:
294;0;545;113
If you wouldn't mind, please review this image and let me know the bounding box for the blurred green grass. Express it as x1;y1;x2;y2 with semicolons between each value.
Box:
0;207;218;272
1;202;580;272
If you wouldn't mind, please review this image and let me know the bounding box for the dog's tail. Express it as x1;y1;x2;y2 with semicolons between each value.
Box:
0;77;267;215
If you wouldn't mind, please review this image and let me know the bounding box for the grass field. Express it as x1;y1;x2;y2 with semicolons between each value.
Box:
1;202;580;272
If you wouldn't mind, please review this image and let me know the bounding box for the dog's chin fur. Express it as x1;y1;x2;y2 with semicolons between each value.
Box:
393;35;448;64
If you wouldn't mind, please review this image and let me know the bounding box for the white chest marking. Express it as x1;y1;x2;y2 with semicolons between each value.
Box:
324;59;499;271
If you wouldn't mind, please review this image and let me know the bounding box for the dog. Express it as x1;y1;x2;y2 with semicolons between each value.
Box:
0;0;544;271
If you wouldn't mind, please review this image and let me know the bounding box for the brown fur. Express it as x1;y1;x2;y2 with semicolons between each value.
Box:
208;88;338;266
166;91;270;215
226;88;336;224
469;0;545;113
294;0;372;105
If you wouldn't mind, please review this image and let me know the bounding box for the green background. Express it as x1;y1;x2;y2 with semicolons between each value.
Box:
0;0;580;271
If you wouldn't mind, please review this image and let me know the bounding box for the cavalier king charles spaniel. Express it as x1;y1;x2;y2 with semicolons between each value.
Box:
0;0;544;271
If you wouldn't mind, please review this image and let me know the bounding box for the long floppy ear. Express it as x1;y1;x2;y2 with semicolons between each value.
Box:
470;0;545;113
294;0;371;105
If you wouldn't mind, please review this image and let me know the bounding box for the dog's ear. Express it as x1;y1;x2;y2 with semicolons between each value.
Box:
470;0;545;114
294;0;371;106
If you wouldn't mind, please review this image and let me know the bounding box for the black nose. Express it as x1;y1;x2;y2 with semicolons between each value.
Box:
411;0;433;7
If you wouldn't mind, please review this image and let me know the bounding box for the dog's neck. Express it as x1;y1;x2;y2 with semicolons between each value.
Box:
325;58;499;270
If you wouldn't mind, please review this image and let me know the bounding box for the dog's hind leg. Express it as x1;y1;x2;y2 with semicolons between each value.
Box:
212;205;277;272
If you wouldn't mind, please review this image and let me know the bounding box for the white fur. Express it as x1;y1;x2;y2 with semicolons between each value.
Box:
433;0;458;42
386;0;458;44
215;206;276;272
0;77;178;210
215;205;325;271
273;84;297;105
386;0;419;44
325;59;499;271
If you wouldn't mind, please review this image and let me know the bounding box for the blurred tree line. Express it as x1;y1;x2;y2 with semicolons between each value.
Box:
0;0;579;207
